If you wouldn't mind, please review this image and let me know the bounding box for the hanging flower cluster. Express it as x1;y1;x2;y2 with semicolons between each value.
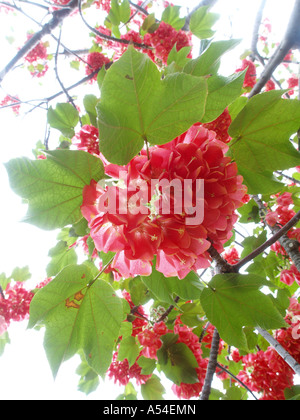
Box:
80;123;247;280
24;33;49;78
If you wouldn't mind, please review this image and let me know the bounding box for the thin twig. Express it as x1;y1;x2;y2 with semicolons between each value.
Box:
0;0;79;83
215;363;258;400
234;210;300;271
53;24;79;117
78;0;151;50
249;0;300;98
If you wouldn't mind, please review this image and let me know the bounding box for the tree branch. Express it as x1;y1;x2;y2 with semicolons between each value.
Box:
208;243;237;274
257;328;300;376
234;210;300;271
200;327;220;400
0;0;79;83
78;0;151;50
253;195;300;273
249;0;300;98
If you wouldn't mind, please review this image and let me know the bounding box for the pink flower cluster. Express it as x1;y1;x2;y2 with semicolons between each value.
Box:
80;124;247;280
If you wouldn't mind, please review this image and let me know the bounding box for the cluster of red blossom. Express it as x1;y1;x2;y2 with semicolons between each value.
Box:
107;292;217;399
85;18;192;80
0;95;20;115
234;298;300;400
107;291;300;400
24;33;49;78
264;192;300;287
79;112;247;280
0;278;50;335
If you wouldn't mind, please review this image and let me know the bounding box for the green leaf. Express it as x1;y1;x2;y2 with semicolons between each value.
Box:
5;150;104;230
83;95;98;127
157;333;199;385
166;45;192;73
161;5;186;30
28;264;124;378
46;241;78;277
142;267;203;305
105;0;131;26
117;336;140;367
137;356;156;375
97;46;207;164
189;6;220;39
237;199;260;224
141;375;165;400
76;354;100;395
10;266;31;282
184;39;241;77
141;13;158;34
0;331;10;356
240;231;267;259
47;103;79;138
229;91;300;194
201;72;245;123
200;273;287;349
284;385;300;400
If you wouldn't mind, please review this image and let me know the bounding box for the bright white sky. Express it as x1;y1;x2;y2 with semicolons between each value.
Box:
0;0;297;400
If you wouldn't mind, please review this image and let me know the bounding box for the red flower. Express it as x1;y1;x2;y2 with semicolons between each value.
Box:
24;35;48;63
287;75;298;95
202;108;232;143
72;125;99;155
236;59;257;88
0;95;20;115
85;52;110;80
265;80;275;91
223;247;239;265
81;125;246;279
143;21;192;64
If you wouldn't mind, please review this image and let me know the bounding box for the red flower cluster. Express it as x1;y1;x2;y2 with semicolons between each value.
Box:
280;264;300;287
287;75;298;95
143;21;192;64
0;278;51;335
81;124;247;280
236;59;257;89
107;351;152;386
237;299;300;400
24;36;48;63
202;108;232;143
85;52;111;80
72;124;100;155
266;192;295;227
24;34;49;77
171;319;209;399
0;283;33;332
265;79;276;91
238;348;294;400
0;95;20;115
223;247;240;265
122;291;148;337
93;0;111;12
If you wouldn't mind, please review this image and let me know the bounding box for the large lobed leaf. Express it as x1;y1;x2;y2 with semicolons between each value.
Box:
28;264;124;378
200;273;287;350
229;90;300;194
5;150;104;230
97;46;208;165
